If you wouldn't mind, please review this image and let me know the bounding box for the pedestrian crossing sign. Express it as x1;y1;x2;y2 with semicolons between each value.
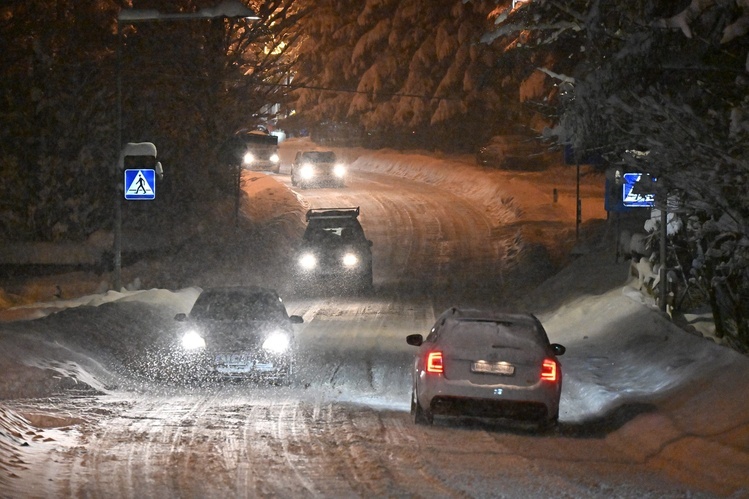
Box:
124;169;156;200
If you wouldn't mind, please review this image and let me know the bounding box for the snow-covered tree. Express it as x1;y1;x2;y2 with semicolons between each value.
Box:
483;0;749;351
288;0;505;150
120;0;305;206
0;0;303;241
0;0;120;241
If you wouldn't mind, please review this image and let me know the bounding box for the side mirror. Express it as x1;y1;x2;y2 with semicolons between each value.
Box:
406;334;423;346
174;313;187;322
551;343;566;356
290;315;304;324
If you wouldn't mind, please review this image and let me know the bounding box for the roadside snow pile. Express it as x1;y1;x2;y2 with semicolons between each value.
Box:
0;288;201;399
351;150;521;227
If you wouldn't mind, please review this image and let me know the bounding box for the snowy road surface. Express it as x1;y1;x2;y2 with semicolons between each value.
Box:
1;144;748;497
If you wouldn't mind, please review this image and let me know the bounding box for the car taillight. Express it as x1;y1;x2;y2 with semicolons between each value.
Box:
426;351;444;374
541;358;558;382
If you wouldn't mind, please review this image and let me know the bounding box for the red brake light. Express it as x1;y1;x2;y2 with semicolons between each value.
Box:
426;351;444;374
541;358;558;382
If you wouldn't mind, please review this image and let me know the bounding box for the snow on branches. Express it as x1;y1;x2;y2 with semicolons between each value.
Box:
657;0;749;71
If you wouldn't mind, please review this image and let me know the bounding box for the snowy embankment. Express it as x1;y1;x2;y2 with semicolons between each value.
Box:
349;149;521;227
2;146;749;496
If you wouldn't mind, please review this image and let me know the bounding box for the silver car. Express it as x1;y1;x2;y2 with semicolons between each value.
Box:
290;150;347;188
406;307;565;428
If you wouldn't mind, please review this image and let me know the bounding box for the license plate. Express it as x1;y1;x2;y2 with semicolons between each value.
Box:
471;361;515;375
214;353;254;374
215;353;254;365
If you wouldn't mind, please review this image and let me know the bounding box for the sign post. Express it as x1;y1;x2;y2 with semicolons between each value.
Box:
114;142;161;290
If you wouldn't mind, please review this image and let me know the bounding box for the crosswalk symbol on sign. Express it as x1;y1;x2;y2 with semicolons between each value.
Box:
124;169;156;200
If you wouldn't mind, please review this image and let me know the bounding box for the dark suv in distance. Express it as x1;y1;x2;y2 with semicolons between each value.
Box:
295;207;373;292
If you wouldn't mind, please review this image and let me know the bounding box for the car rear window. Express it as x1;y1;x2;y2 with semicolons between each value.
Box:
439;319;548;350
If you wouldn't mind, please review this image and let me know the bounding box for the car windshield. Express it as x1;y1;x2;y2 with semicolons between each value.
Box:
190;290;287;321
302;151;336;163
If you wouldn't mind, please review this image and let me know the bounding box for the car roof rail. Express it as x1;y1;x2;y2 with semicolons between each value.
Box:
306;207;360;221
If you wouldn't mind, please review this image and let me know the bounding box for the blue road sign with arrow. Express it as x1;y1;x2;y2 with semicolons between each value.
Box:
124;169;156;200
622;172;655;208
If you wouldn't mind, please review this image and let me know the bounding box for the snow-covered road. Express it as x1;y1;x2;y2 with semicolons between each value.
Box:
1;142;748;497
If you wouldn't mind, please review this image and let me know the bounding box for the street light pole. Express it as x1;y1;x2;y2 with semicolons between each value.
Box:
113;1;259;291
114;21;124;291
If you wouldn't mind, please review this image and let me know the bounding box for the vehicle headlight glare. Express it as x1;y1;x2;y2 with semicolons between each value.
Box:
300;164;315;179
243;152;254;165
334;164;347;177
263;332;291;354
270;153;280;163
342;252;358;267
181;330;206;350
299;252;317;270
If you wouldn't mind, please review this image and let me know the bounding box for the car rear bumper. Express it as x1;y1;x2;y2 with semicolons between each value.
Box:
417;375;561;422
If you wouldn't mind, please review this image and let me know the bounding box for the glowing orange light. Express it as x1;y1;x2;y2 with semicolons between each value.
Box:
426;351;444;374
541;359;558;382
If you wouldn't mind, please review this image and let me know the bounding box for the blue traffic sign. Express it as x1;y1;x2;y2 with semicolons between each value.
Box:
124;169;156;200
622;172;655;208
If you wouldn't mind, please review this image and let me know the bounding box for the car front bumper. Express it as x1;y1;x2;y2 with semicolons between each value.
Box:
164;348;293;381
243;160;279;172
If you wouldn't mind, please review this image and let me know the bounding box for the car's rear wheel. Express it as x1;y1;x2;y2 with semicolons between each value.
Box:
411;389;433;425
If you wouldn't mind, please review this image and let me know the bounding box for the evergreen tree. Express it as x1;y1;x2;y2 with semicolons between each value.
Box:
288;0;504;150
0;0;303;241
483;0;749;351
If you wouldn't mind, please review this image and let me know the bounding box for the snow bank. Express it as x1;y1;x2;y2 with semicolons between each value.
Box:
350;149;521;227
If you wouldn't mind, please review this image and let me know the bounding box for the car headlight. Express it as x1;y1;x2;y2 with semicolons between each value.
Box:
300;164;315;179
243;152;254;165
270;153;280;163
263;332;291;354
181;330;206;350
299;252;317;270
333;164;347;177
342;252;359;267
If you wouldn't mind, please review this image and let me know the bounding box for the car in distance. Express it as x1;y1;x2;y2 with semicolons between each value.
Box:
239;129;281;173
290;150;346;188
476;134;546;170
406;307;565;428
220;129;280;173
296;207;373;291
170;286;303;384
